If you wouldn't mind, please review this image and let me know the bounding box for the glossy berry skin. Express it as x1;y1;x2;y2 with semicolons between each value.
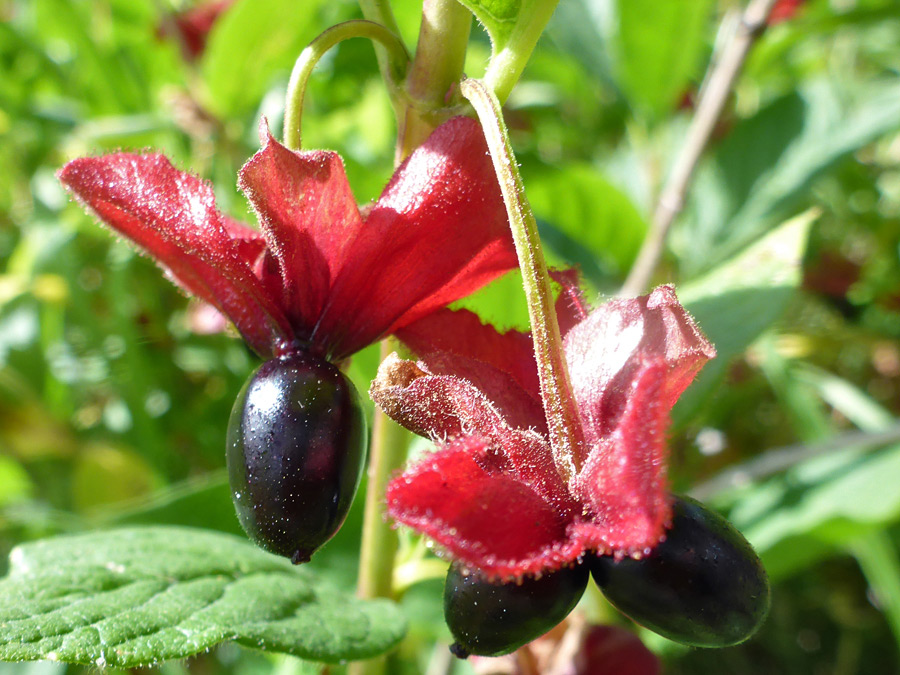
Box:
227;351;366;564
590;495;770;648
444;562;589;658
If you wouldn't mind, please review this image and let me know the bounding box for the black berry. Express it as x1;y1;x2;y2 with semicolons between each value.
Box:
227;351;367;563
590;495;770;647
444;562;588;658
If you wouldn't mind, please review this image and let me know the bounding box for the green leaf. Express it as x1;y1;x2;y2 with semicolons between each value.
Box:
677;79;900;273
454;0;522;50
850;531;900;650
201;0;324;118
612;0;714;117
756;335;835;443
525;163;647;280
0;455;33;508
0;527;406;667
673;210;817;424
794;366;896;433
452;269;530;332
733;443;900;559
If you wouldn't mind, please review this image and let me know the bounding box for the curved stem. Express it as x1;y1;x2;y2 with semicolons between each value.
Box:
357;0;405;74
620;0;778;296
283;20;409;150
483;0;560;104
460;78;583;482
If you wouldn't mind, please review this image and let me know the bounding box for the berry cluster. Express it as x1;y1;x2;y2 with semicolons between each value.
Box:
445;495;770;658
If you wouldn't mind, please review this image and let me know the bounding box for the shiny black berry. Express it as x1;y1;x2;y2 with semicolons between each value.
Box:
590;495;770;648
444;562;589;658
226;351;367;564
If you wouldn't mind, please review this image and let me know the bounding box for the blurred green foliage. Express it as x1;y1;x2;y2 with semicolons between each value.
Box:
2;0;900;672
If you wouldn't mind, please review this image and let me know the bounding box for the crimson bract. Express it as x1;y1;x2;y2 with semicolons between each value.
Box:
58;116;517;561
372;283;716;578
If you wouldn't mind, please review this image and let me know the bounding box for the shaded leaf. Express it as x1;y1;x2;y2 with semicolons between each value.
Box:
612;0;715;117
733;443;900;560
674;210;816;424
677;79;900;272
0;527;406;666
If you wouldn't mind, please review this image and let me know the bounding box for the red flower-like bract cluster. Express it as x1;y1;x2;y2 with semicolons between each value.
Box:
58;117;517;361
373;282;715;579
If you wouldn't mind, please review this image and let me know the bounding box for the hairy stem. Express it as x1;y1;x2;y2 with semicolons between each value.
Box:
620;0;779;296
283;20;409;150
461;78;583;481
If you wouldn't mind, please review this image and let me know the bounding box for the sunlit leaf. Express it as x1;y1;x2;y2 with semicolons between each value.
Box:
525;163;647;280
0;527;406;667
201;0;324;117
612;0;715;117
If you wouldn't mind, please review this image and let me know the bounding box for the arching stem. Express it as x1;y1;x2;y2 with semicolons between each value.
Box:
283;20;409;151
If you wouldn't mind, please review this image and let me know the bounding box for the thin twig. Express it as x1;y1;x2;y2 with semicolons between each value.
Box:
620;0;780;297
690;423;900;501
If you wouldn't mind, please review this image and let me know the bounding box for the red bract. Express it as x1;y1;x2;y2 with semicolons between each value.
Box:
768;0;806;25
372;284;715;579
167;1;233;59
58;117;516;361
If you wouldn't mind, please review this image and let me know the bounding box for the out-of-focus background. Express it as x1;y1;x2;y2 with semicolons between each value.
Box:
2;0;900;672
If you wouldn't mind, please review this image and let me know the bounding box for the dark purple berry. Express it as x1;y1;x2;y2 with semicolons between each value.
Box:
444;562;588;658
590;495;770;648
227;351;366;563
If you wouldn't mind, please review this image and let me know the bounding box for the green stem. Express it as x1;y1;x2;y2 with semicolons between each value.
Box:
483;0;560;104
349;341;412;675
356;347;410;601
460;78;583;482
357;0;405;72
397;0;472;160
283;20;409;151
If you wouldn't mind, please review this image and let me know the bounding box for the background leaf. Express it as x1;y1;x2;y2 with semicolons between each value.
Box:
610;0;715;118
674;210;816;424
201;0;324;118
525;163;647;282
676;79;900;273
0;527;406;667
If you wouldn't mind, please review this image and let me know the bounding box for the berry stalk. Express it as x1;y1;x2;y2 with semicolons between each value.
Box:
460;77;584;482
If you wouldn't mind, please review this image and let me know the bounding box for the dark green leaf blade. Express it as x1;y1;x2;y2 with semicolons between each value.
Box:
677;79;900;273
0;527;406;667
